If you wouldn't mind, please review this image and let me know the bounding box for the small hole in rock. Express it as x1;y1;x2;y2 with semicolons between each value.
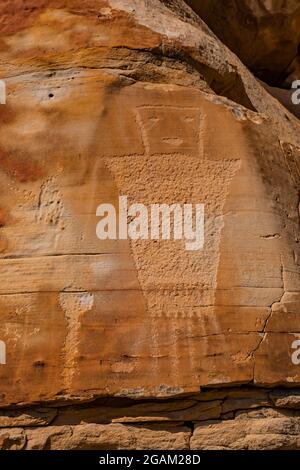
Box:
34;361;46;368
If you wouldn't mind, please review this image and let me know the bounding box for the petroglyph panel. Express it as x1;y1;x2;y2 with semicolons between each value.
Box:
0;68;299;405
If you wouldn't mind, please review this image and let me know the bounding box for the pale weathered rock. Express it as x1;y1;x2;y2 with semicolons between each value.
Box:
25;423;191;450
191;408;300;450
0;408;57;427
270;390;300;409
0;428;26;450
0;0;299;451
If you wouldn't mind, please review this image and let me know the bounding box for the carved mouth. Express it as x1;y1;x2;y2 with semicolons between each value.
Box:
162;137;184;146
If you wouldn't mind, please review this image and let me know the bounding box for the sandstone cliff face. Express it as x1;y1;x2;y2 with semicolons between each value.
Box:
0;0;300;450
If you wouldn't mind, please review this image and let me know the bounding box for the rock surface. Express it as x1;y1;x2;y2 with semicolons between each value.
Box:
0;0;299;450
191;407;300;450
1;388;300;449
186;0;300;87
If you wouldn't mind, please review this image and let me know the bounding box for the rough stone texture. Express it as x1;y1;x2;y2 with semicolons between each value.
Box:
1;388;300;449
0;0;299;450
0;408;57;427
53;399;222;424
186;0;300;87
191;407;300;450
270;390;300;409
25;423;191;450
0;428;26;450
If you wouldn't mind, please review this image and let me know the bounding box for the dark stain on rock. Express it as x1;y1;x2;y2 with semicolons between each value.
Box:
0;106;15;125
0;147;43;182
34;361;46;369
0;207;7;227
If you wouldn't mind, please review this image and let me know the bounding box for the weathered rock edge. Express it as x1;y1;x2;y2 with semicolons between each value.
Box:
1;387;300;450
